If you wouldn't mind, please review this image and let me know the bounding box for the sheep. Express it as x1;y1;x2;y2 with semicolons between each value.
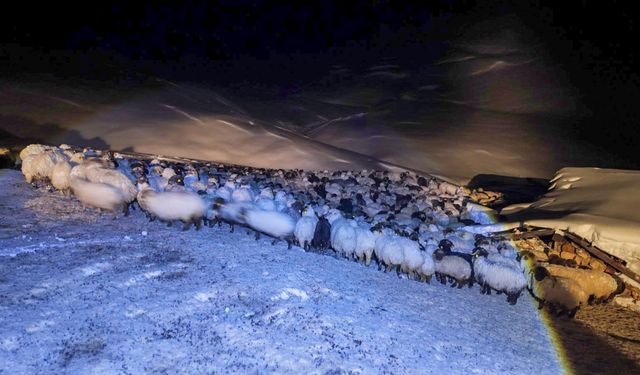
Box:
416;252;435;283
311;216;331;250
331;219;358;260
137;188;206;230
433;248;472;288
373;233;392;271
19;144;52;161
51;160;74;195
21;148;67;185
239;206;295;248
528;266;588;317
325;209;357;259
232;186;255;202
472;247;527;305
294;206;318;250
70;176;127;216
83;164;138;215
136;181;157;222
354;226;376;266
517;250;549;271
211;197;247;232
398;237;425;280
374;235;405;274
438;238;474;265
255;196;276;211
544;264;625;305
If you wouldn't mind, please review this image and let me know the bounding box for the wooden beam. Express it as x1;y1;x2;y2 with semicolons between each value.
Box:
564;232;640;285
510;228;556;240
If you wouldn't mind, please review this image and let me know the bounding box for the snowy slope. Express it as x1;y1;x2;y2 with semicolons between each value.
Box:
0;170;561;374
502;167;640;282
3;16;635;184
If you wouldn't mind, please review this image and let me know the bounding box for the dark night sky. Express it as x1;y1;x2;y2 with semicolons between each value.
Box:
2;1;638;85
1;0;639;163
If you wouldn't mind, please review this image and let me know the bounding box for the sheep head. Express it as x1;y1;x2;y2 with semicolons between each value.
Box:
533;266;550;282
471;247;489;258
438;239;454;252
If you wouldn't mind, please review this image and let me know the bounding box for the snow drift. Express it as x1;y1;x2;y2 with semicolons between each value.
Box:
502;167;640;283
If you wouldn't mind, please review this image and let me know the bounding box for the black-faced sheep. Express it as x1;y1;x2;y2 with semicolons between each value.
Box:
472;247;527;305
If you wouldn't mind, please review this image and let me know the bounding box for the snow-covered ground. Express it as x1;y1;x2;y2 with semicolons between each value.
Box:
0;169;562;374
502;168;640;286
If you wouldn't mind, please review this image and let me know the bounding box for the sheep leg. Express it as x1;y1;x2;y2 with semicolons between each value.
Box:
229;224;234;233
271;239;278;246
123;204;130;217
425;275;432;284
450;280;458;288
457;279;465;289
395;265;402;277
182;221;191;231
255;231;261;241
365;253;371;267
385;264;392;273
167;221;173;227
287;240;292;250
195;218;202;231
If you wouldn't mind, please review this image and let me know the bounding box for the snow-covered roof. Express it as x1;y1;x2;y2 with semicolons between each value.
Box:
501;167;640;283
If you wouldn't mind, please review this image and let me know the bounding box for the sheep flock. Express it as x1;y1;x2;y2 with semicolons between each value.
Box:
17;144;627;317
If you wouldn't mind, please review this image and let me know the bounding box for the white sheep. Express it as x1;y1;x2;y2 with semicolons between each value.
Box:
51;160;73;195
373;232;391;270
232;186;255;202
545;264;624;304
433;249;472;288
137;188;206;230
472;248;527;305
70;176;127;215
416;252;436;283
326;209;358;259
255;196;276;211
240;206;295;247
354;226;376;266
21;148;67;184
19;144;52;161
294;206;318;250
528;266;588;317
398;237;424;280
377;236;404;274
83;164;138;215
213;198;252;232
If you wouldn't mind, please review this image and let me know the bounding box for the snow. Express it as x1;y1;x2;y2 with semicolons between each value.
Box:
0;170;562;373
4;14;636;185
502;168;640;284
